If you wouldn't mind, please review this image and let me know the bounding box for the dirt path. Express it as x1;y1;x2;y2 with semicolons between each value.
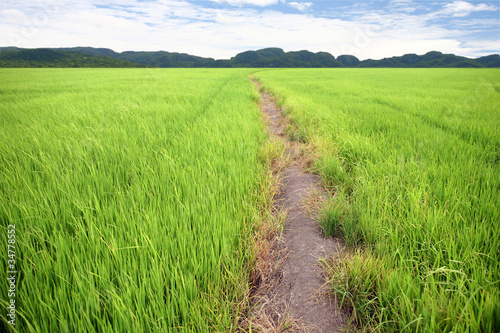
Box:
249;80;345;332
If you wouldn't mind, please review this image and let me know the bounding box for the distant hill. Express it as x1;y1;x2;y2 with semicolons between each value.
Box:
0;48;145;68
353;51;499;68
232;48;343;67
1;47;499;68
51;47;215;67
51;47;343;68
336;55;361;67
475;54;500;67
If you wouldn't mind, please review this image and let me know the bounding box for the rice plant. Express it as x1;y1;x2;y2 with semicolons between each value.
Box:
0;68;266;332
255;68;500;332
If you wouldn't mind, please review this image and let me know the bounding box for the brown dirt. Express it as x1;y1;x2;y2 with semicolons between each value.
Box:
247;80;345;332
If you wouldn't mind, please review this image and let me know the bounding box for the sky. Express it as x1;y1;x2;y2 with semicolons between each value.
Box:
0;0;499;60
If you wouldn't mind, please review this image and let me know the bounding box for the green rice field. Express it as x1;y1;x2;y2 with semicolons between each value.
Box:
1;68;499;332
0;68;267;332
255;68;500;332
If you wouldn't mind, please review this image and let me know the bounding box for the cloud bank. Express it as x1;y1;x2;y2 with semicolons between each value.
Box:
0;0;498;60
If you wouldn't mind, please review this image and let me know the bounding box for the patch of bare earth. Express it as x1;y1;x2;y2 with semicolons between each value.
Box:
243;79;345;332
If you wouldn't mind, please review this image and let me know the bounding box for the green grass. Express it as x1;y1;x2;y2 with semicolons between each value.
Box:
255;69;500;332
0;68;267;332
3;67;499;332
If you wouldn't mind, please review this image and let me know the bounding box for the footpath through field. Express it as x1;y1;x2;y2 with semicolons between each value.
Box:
248;78;345;332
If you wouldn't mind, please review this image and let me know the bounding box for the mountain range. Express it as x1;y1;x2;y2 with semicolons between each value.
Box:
1;47;499;68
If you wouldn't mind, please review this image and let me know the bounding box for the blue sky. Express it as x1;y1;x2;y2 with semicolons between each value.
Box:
1;0;498;59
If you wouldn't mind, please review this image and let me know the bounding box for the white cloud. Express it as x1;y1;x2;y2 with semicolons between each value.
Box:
0;9;28;24
387;0;419;13
208;0;280;7
0;0;498;60
440;1;497;17
288;2;312;11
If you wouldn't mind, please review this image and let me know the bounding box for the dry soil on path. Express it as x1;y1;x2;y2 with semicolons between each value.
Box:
249;80;345;332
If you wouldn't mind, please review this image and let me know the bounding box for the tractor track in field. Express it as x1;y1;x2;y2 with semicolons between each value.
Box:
245;78;345;332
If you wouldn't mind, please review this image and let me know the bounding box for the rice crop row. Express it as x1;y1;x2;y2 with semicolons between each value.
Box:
254;68;500;332
0;68;266;332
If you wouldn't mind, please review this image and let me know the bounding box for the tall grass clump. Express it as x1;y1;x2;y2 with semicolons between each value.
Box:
255;68;500;332
0;68;266;332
